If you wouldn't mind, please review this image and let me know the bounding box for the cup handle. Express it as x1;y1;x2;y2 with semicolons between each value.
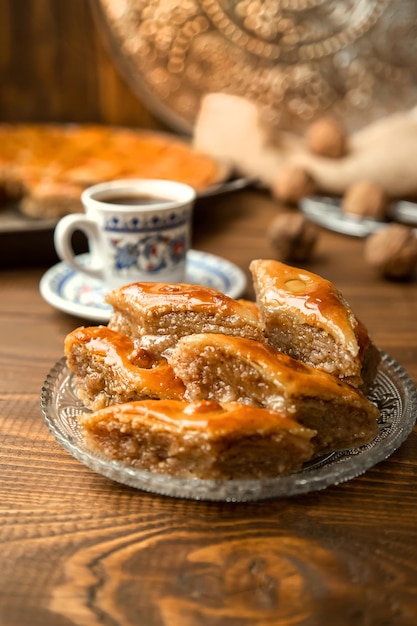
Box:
54;214;105;282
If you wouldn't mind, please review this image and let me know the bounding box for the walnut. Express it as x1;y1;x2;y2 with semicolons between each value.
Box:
268;212;319;262
271;165;316;204
305;116;348;158
342;181;388;220
364;223;417;280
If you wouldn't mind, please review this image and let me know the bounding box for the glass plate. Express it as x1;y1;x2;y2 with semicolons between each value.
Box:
40;352;417;502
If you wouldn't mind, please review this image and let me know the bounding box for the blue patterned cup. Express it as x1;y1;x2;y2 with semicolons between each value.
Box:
54;179;196;288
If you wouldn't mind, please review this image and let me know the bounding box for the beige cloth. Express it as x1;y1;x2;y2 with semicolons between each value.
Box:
193;93;417;198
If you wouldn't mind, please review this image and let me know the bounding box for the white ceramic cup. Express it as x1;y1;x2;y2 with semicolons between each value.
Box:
54;179;196;288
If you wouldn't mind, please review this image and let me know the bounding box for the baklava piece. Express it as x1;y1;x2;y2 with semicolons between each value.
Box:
168;333;380;455
77;399;316;479
250;259;380;390
65;326;185;411
106;282;265;356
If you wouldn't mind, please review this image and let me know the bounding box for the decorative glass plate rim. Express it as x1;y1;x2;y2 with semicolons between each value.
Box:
40;351;417;502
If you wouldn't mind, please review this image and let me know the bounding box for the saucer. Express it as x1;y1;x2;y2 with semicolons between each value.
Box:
39;250;247;322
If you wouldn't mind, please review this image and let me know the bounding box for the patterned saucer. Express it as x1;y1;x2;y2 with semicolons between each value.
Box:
39;250;247;322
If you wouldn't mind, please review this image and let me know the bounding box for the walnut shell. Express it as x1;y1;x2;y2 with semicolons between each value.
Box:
342;181;388;220
272;165;316;204
305;116;348;158
364;223;417;280
268;212;319;262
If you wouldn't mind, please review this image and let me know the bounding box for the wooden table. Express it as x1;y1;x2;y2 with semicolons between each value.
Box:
1;189;417;626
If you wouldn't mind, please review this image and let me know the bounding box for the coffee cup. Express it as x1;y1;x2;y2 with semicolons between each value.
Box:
54;179;196;288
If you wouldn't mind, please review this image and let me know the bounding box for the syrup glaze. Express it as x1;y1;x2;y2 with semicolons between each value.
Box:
106;282;259;321
171;333;378;410
81;399;315;438
250;260;359;354
64;326;186;398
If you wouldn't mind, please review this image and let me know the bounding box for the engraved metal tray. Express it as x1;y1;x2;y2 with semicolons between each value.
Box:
40;352;417;502
94;1;417;135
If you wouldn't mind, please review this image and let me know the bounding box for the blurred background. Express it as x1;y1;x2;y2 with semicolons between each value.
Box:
0;0;162;128
2;0;417;270
3;0;417;133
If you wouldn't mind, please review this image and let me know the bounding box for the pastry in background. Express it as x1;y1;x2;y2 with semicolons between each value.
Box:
0;123;225;218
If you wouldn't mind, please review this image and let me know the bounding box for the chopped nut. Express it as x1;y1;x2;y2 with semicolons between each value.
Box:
305;116;348;158
268;212;319;262
364;223;417;280
342;181;388;219
272;165;316;204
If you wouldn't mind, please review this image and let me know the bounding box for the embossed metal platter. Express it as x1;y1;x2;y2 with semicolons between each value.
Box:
39;250;247;321
0;204;58;233
41;352;417;502
94;1;417;135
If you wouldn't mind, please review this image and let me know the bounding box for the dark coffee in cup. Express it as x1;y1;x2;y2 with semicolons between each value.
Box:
100;194;171;205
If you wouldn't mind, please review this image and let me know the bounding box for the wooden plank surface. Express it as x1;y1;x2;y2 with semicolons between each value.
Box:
1;187;417;626
0;0;162;128
1;1;417;624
